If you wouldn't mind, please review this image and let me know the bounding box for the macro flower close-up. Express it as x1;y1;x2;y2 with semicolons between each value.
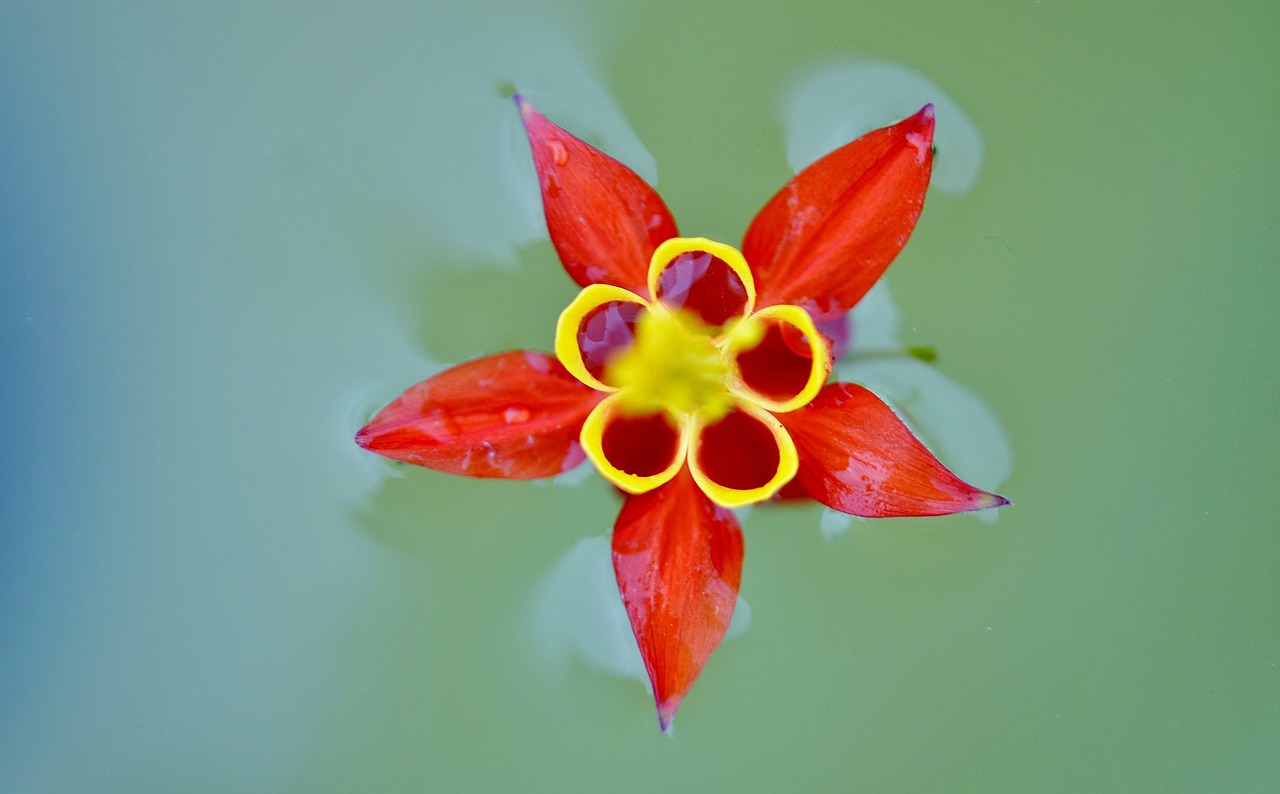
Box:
356;95;1008;731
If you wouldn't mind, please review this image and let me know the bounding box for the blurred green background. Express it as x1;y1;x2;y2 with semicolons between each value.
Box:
2;1;1277;791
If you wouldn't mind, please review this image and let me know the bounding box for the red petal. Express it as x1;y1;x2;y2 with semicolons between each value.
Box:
777;383;1009;517
613;468;744;732
516;96;678;293
743;106;936;322
356;351;602;479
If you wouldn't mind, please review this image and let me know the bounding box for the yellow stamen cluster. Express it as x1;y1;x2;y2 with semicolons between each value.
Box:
606;309;762;421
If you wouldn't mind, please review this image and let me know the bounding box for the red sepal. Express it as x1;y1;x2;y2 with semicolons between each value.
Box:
356;351;602;479
743;106;935;322
612;467;744;732
516;96;678;293
777;383;1009;517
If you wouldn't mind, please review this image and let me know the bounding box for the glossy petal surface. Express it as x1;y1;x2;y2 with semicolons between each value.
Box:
577;300;646;384
613;468;744;732
356;351;602;478
743;106;935;322
555;283;649;391
777;383;1008;516
841;357;1012;499
647;237;755;327
516;96;678;292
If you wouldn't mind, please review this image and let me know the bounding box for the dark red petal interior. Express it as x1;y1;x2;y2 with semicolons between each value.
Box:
602;411;681;477
655;250;749;327
735;320;815;402
695;408;780;490
578;300;644;382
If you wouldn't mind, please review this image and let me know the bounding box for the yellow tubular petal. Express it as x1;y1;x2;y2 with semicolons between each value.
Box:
688;402;799;509
554;284;650;392
580;393;689;494
726;304;831;413
647;237;757;317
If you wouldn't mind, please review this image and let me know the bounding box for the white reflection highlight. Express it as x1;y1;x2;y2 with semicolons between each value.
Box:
835;282;1012;529
820;507;861;539
532;534;750;683
782;61;983;195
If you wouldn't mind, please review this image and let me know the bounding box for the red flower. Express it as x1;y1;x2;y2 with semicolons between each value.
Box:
356;96;1008;732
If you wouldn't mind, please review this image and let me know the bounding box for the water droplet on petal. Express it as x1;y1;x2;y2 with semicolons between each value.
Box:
504;405;531;424
547;139;569;166
905;131;930;163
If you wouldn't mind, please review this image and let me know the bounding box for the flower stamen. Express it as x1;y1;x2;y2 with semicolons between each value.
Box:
606;308;736;421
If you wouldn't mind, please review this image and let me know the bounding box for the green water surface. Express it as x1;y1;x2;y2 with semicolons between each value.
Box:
2;1;1277;791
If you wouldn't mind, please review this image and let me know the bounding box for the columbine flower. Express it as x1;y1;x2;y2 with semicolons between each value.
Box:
356;95;1008;732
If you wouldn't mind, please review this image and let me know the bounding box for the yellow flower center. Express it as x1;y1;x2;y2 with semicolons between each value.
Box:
605;308;767;422
553;237;830;507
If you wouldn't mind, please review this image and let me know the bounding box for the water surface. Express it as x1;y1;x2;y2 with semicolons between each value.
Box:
2;1;1277;791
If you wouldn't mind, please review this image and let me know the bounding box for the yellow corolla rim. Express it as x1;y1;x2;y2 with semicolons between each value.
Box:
580;393;798;508
647;236;757;319
725;304;831;414
579;393;689;494
554;283;649;393
688;401;799;508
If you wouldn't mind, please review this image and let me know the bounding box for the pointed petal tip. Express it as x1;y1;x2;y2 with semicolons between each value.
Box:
912;104;936;149
901;106;935;160
513;93;540;121
905;104;936;150
616;471;742;737
979;492;1012;511
657;700;680;734
353;424;374;450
